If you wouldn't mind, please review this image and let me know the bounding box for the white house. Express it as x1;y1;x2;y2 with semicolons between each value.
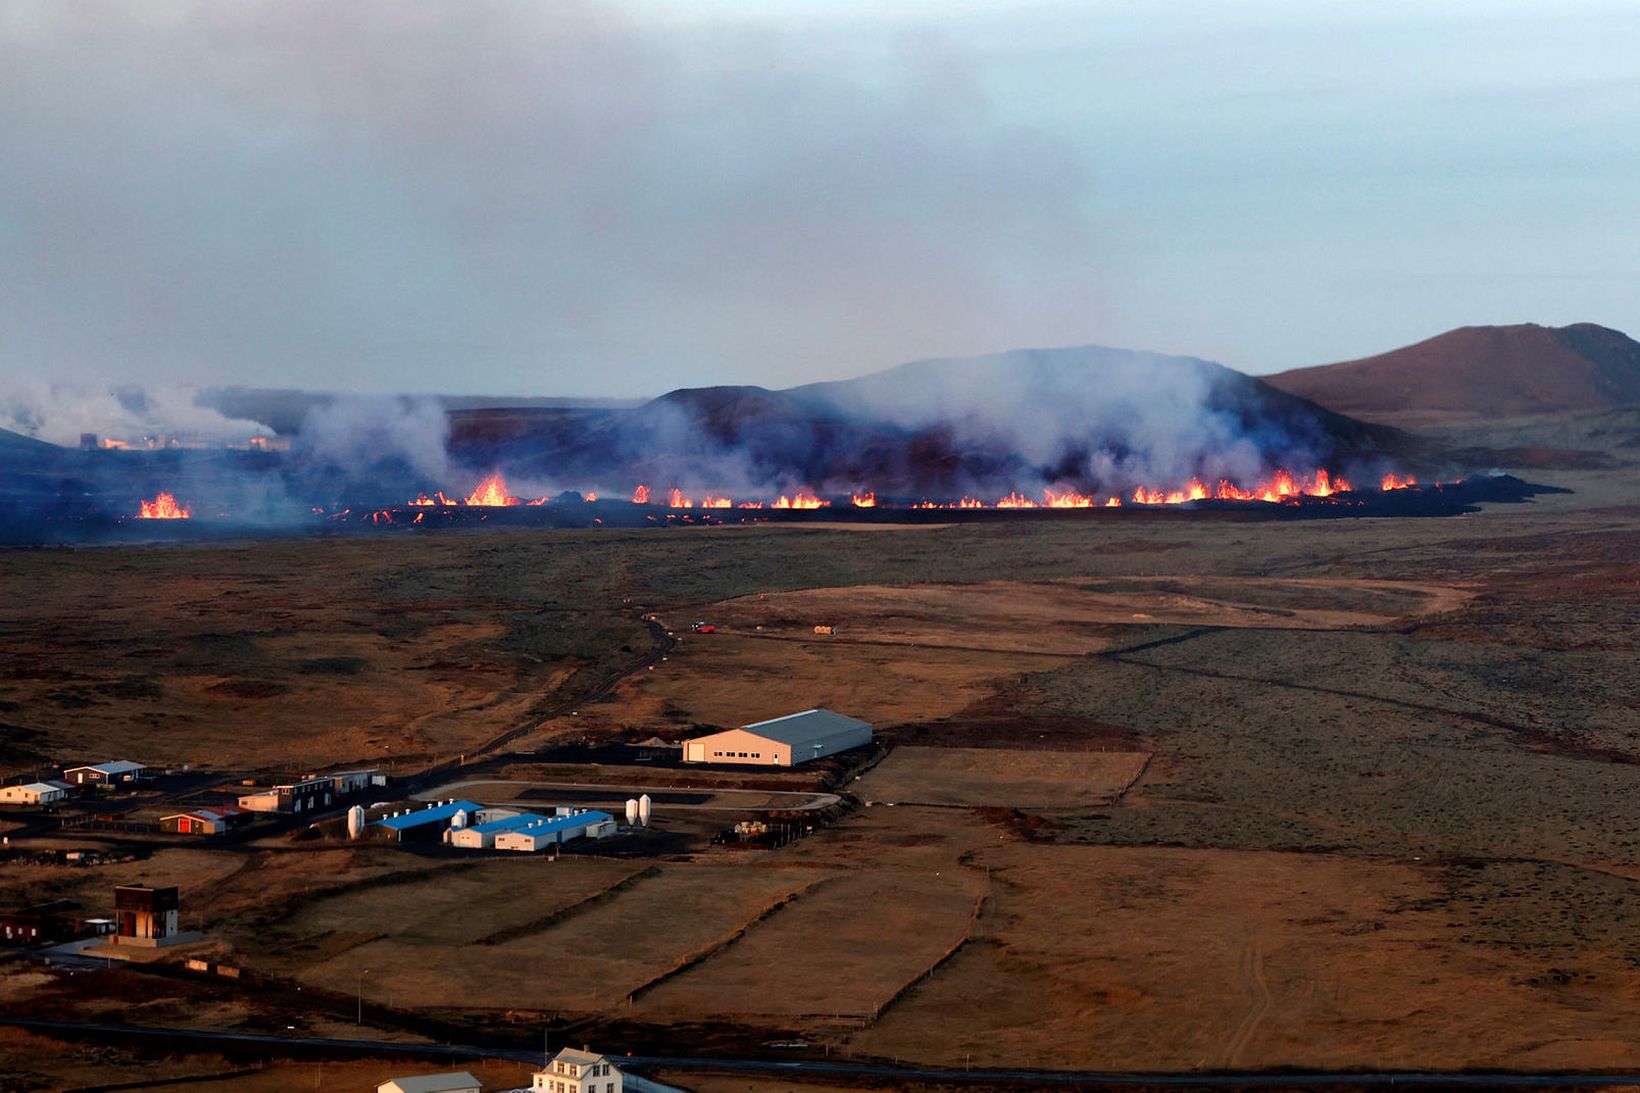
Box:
534;1048;621;1093
376;1072;481;1093
0;781;69;806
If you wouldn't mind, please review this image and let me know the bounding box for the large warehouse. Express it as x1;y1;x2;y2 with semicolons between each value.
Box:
682;708;873;767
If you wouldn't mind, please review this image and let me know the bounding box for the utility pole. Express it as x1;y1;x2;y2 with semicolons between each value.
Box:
357;967;371;1024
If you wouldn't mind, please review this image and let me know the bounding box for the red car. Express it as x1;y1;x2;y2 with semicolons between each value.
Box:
690;621;716;633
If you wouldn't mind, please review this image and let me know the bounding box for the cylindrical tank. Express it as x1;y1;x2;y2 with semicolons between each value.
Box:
346;805;365;839
638;794;652;827
451;809;469;828
625;798;639;826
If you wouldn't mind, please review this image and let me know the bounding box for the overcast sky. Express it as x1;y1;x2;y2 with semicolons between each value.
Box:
3;1;1636;397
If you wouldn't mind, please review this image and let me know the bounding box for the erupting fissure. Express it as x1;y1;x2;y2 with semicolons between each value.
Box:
136;492;191;519
382;466;1426;519
623;468;1389;509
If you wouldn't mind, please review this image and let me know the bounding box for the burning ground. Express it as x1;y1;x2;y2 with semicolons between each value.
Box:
0;345;1472;542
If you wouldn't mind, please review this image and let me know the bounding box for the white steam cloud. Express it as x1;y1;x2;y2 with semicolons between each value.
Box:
0;381;271;447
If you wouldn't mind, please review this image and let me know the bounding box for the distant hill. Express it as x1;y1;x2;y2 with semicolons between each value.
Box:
1266;323;1640;425
0;425;61;459
449;345;1419;496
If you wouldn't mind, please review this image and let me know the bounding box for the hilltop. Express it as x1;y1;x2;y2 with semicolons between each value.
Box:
1266;323;1640;426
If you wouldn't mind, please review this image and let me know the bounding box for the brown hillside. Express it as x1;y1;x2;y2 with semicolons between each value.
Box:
1266;323;1640;425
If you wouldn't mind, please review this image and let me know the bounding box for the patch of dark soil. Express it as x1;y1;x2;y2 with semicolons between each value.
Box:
973;806;1065;842
297;656;368;675
206;679;290;699
890;687;1149;751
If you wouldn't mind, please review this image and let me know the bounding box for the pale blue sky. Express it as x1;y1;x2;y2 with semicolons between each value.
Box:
2;1;1635;396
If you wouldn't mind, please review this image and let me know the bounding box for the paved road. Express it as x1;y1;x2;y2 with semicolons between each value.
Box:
10;1017;1640;1088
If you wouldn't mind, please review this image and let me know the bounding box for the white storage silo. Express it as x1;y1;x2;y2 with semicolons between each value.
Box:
638;793;652;827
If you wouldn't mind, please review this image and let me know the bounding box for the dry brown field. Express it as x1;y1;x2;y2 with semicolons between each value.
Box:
633;867;985;1023
857;745;1150;807
0;1027;535;1093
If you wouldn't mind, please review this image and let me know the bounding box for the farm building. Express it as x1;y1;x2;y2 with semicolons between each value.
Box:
493;810;618;853
533;1047;624;1092
63;760;149;787
681;708;873;767
448;810;542;850
372;799;483;843
377;1073;481;1093
161;806;251;836
0;781;71;806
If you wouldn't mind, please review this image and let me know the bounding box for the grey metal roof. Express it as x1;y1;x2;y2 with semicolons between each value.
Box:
738;708;872;747
67;760;146;775
379;1072;480;1093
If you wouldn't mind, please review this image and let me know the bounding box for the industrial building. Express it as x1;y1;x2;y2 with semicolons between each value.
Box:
681;708;873;767
493;810;617;853
63;760;149;787
161;806;251;835
372;799;482;843
0;781;71;806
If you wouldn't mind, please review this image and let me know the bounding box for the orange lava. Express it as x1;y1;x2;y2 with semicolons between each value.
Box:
136;492;190;519
465;473;521;507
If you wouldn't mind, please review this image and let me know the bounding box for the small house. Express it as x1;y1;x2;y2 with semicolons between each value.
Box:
161;806;251;836
63;760;149;787
0;781;70;806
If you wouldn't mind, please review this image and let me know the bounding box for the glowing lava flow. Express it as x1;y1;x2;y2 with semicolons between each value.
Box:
1381;473;1416;490
851;492;877;508
137;492;191;519
773;492;828;509
464;473;521;506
